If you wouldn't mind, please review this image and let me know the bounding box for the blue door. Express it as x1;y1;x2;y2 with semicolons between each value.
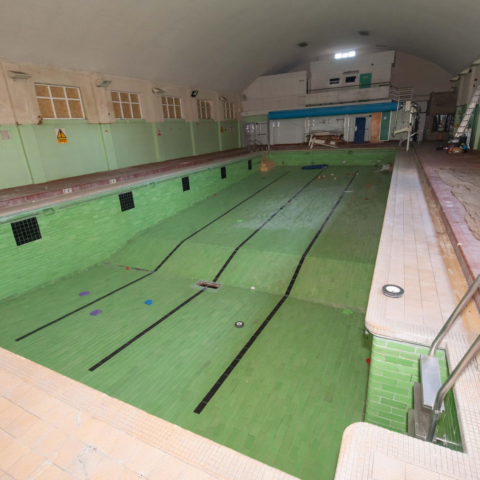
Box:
354;117;366;144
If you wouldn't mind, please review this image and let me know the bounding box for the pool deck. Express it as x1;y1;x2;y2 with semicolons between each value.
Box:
0;347;296;480
335;148;480;479
414;144;480;312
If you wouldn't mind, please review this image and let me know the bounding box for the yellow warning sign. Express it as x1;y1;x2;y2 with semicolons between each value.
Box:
55;128;68;144
220;125;224;133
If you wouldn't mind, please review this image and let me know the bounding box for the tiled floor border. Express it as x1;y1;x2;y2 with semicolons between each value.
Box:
0;347;297;479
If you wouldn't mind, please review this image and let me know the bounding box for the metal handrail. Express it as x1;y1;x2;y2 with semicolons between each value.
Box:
429;275;480;357
426;334;480;442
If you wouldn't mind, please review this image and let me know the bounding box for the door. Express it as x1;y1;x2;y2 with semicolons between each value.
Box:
359;73;372;89
380;112;391;141
354;118;366;144
255;122;268;145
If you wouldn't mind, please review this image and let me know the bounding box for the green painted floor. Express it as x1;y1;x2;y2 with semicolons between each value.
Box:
0;165;391;480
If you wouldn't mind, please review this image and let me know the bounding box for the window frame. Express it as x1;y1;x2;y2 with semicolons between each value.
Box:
344;75;358;84
111;91;143;119
329;78;341;86
162;95;183;119
197;99;213;120
35;83;85;119
224;102;235;120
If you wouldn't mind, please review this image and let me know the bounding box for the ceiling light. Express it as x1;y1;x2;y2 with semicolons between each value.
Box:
95;79;112;87
219;96;227;101
298;42;309;47
7;70;32;80
191;90;199;97
335;51;356;59
152;87;165;94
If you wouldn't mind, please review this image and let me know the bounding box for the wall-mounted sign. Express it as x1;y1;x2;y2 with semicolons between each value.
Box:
55;128;68;144
157;128;162;136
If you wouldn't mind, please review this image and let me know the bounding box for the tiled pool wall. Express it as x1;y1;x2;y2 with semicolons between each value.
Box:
366;336;463;452
0;155;262;302
270;148;397;166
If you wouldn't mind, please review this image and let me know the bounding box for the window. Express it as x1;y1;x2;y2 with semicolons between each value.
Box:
345;76;357;84
11;217;42;246
329;78;340;86
162;96;182;119
35;84;84;119
197;100;212;120
224;102;235;120
111;91;142;119
335;51;356;59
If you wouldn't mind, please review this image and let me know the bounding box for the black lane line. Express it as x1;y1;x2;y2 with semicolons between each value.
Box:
153;171;290;272
89;289;206;371
88;171;322;371
193;171;359;414
16;170;290;342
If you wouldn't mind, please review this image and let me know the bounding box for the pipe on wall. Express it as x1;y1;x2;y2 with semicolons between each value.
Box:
268;102;398;120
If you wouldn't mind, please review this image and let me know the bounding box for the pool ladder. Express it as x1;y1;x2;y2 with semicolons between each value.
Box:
408;275;480;442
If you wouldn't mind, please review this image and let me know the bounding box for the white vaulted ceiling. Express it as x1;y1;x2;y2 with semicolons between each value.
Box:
0;0;478;92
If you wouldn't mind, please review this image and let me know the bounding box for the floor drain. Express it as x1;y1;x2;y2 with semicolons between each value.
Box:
382;284;404;298
196;281;221;290
235;321;244;328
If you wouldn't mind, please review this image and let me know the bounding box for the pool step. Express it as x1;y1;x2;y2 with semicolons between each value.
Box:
420;354;445;411
409;382;437;441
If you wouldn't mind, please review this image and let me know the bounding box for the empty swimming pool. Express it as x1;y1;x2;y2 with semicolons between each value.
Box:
0;158;392;479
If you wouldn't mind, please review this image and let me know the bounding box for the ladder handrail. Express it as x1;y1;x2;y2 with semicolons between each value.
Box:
428;275;480;357
426;334;480;442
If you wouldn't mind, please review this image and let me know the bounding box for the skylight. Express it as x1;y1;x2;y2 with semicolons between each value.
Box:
335;51;356;59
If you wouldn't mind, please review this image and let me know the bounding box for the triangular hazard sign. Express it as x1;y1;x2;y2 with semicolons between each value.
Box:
57;129;66;139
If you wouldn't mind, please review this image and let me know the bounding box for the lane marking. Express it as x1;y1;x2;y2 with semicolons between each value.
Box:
87;170;323;371
193;170;359;414
16;169;290;342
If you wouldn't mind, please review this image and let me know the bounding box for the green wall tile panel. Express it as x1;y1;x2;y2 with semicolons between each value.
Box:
270;149;396;167
30;122;108;181
192;120;220;155
158;120;194;161
0;125;33;188
220;120;240;151
110;121;159;168
366;336;463;452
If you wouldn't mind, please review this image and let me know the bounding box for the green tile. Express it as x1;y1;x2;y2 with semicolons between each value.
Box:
386;342;416;353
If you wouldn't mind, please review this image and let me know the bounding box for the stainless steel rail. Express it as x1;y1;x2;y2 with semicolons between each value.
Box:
429;275;480;357
426;334;480;442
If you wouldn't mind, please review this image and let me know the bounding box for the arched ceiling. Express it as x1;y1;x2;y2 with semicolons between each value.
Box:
0;0;478;92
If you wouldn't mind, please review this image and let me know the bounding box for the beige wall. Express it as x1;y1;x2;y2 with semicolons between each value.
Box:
391;52;453;101
0;58;241;125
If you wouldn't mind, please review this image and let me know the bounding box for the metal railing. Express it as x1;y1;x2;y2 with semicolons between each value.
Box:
426;274;480;442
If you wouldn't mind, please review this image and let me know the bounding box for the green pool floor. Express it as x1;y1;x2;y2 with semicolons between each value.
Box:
0;165;391;480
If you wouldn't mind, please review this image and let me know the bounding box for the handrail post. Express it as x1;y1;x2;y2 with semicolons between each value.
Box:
429;275;480;358
426;334;480;442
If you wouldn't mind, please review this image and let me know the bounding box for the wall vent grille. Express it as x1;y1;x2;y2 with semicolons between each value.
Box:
248;159;252;170
182;176;190;191
119;191;135;212
221;166;226;179
11;217;42;246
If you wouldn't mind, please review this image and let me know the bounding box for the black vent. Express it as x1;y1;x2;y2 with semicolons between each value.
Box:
11;217;42;246
248;159;252;170
182;176;190;191
298;42;309;47
119;191;135;212
221;167;226;179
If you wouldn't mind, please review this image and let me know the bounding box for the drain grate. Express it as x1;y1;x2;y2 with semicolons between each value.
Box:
196;280;221;289
11;217;42;246
221;166;226;179
119;191;135;212
182;176;190;191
